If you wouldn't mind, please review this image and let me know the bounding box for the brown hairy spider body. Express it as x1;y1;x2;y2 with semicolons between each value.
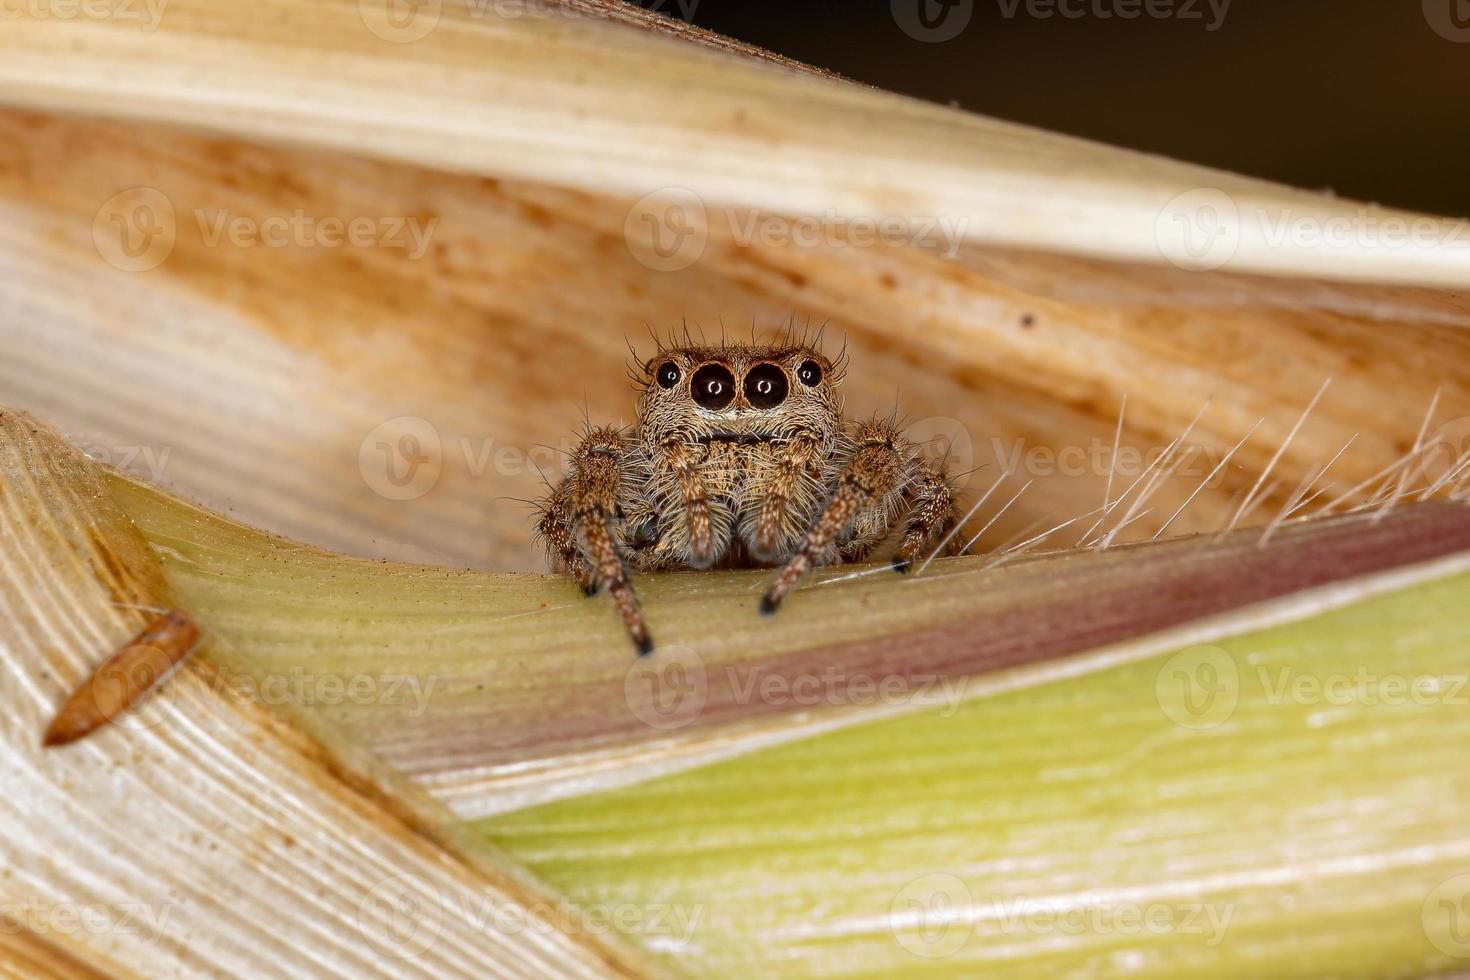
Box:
536;337;964;654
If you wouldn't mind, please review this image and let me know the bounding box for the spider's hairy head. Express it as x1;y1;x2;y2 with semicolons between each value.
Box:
632;340;846;447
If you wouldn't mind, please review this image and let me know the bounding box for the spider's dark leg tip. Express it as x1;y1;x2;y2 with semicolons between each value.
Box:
583;582;599;598
635;635;655;657
891;557;911;575
759;595;780;617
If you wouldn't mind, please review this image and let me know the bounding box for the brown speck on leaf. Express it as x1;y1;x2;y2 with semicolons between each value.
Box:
42;610;201;748
1020;313;1036;329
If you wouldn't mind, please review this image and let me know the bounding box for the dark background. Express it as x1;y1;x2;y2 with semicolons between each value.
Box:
631;0;1469;218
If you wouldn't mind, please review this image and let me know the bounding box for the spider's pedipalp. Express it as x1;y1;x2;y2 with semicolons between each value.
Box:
654;437;718;567
749;431;825;561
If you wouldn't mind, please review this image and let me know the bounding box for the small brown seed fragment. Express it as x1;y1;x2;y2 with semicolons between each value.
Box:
42;610;201;748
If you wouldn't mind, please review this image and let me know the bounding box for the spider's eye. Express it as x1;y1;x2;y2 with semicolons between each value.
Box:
656;361;681;389
690;364;736;410
743;363;789;409
797;359;823;387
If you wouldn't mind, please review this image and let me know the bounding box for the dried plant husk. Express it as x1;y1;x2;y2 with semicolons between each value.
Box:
0;5;1467;572
2;2;1470;977
0;413;659;978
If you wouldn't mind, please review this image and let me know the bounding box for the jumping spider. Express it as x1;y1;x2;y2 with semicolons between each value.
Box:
536;338;964;654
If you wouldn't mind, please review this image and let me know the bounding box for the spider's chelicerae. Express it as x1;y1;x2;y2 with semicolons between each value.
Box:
536;337;965;654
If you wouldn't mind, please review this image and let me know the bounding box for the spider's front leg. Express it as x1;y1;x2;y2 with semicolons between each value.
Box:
890;462;960;573
760;420;909;614
537;427;654;655
759;420;962;613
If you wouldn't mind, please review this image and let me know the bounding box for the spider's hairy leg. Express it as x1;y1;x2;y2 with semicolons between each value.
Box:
760;420;908;614
535;504;597;596
891;464;960;573
548;427;654;655
655;437;718;568
751;431;823;561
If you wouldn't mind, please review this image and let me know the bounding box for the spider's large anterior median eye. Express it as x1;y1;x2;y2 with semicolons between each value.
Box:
743;363;789;409
797;359;823;387
691;364;736;409
656;361;681;389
